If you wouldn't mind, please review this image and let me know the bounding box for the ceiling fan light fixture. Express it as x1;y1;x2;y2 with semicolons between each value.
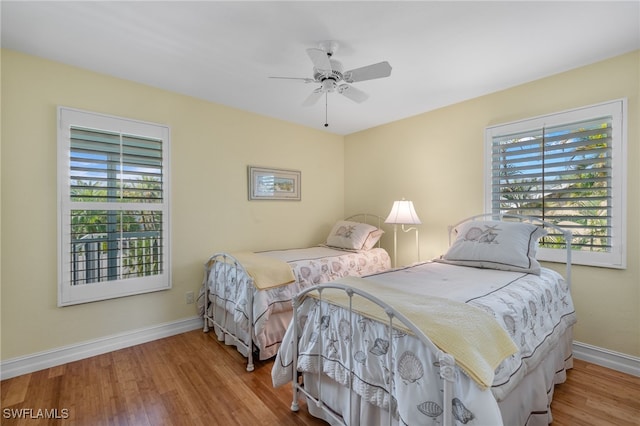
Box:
322;79;337;92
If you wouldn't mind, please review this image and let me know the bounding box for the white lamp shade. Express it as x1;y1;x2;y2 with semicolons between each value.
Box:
384;200;422;225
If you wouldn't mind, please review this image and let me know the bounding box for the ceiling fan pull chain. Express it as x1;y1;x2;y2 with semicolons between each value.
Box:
324;92;329;127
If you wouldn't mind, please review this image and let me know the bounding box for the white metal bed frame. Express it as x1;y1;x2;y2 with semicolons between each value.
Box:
202;213;387;372
290;283;457;426
286;213;573;426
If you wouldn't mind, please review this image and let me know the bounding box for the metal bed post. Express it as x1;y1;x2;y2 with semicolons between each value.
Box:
231;255;255;372
439;352;455;426
291;295;300;412
202;259;211;333
317;288;325;414
385;312;394;426
218;255;229;343
246;274;255;372
202;253;255;371
347;289;354;425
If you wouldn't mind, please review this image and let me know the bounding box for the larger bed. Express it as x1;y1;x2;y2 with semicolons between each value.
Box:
200;214;391;371
272;214;577;426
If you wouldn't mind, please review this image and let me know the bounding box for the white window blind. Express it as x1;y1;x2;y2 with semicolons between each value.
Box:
485;100;626;269
58;107;171;305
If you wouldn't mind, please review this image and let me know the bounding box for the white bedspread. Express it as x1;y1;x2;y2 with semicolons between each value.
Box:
272;261;576;425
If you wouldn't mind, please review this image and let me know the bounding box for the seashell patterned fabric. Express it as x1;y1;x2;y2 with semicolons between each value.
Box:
203;245;390;360
397;351;424;384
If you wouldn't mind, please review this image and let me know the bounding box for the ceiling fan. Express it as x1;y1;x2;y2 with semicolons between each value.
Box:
270;41;392;126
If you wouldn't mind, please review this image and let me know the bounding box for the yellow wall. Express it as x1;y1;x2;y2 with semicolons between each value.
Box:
0;50;344;360
2;49;638;363
345;51;640;357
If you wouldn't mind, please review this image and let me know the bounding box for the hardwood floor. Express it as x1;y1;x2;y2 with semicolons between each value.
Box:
2;330;639;425
550;358;640;426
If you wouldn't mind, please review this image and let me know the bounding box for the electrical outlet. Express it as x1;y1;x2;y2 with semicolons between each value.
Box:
185;291;195;304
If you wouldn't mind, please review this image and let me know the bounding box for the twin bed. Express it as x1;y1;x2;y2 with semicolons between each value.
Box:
200;214;391;371
270;214;577;426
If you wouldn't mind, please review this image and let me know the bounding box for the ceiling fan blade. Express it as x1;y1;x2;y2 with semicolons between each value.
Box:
338;84;369;103
343;61;392;83
306;48;332;72
302;89;324;107
269;76;316;83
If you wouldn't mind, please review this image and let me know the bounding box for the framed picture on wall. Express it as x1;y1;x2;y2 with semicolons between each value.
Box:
248;166;301;201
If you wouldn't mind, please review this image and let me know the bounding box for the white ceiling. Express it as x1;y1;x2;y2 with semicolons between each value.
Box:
2;1;639;135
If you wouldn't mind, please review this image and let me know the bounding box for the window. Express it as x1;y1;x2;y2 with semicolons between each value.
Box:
58;107;171;306
485;99;627;269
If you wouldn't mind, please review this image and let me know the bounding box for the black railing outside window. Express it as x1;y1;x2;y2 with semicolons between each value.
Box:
71;231;163;285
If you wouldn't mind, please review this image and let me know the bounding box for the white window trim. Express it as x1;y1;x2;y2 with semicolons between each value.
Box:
484;99;627;269
57;107;172;306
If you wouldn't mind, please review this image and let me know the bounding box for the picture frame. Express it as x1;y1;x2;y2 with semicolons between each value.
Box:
248;166;301;201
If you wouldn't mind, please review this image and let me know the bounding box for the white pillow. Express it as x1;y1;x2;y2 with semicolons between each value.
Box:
435;220;547;274
362;228;385;250
326;221;379;251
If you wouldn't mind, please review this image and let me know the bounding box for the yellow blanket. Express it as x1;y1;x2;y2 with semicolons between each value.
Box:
223;251;295;290
310;276;518;389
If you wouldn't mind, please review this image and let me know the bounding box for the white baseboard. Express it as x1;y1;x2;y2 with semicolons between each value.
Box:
0;316;203;380
2;321;637;381
573;340;640;377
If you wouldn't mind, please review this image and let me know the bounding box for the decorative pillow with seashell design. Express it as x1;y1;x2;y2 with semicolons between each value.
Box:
361;228;384;250
325;220;382;251
435;220;547;274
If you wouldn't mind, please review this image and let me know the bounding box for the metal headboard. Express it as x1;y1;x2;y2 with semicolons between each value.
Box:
345;213;385;229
